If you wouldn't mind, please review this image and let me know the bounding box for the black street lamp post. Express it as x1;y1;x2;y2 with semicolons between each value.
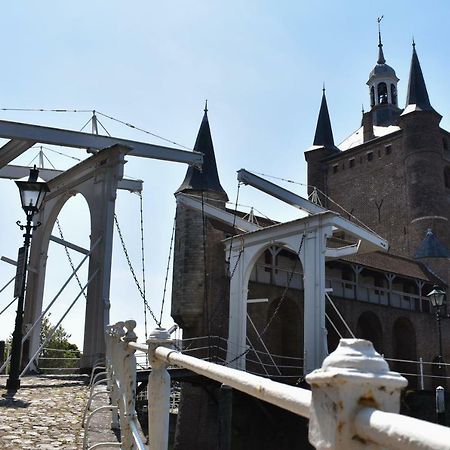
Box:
427;285;446;368
6;167;49;391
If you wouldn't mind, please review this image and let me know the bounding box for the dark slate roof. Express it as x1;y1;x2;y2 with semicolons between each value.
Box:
377;30;386;64
176;108;228;199
405;43;434;112
313;90;339;151
341;250;442;283
415;229;450;259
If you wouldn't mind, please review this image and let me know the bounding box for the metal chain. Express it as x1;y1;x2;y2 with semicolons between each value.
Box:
113;213;160;326
260;233;305;338
55;219;87;300
137;192;149;339
159;213;177;325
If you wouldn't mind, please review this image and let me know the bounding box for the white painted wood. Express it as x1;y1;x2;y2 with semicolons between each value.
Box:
0;139;36;167
0;119;202;166
176;193;260;232
147;328;173;450
0;164;143;192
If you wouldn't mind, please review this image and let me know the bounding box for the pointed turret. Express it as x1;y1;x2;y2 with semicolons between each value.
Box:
403;42;435;114
312;88;338;150
377;29;386;64
415;229;450;259
304;88;339;207
176;104;228;200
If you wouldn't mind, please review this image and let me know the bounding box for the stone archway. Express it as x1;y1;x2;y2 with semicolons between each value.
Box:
393;317;417;388
356;311;384;354
22;145;129;371
265;296;303;377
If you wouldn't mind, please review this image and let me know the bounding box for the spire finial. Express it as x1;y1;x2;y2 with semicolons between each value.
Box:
361;104;365;116
376;16;386;64
204;99;208;113
412;36;415;48
322;82;325;94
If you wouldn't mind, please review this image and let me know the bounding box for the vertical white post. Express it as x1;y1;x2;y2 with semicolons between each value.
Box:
302;228;330;375
105;325;119;430
120;320;138;449
306;339;407;450
419;357;425;390
147;327;173;450
227;245;248;370
436;386;446;425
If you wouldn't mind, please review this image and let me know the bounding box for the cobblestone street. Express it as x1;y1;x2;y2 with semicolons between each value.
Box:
0;374;119;450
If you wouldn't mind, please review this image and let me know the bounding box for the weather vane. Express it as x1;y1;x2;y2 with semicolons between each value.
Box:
377;15;384;33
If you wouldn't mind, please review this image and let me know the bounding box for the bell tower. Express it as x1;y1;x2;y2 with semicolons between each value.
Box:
366;18;401;126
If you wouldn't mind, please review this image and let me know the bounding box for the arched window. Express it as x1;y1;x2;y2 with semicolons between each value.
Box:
390;84;397;106
377;82;388;104
370;86;375;107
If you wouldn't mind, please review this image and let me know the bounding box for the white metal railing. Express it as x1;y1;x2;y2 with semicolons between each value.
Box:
105;321;450;450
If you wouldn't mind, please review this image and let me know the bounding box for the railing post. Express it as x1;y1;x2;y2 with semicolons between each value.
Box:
109;322;124;431
306;339;407;449
436;386;446;425
120;320;138;450
105;325;120;430
147;327;173;450
419;357;425;390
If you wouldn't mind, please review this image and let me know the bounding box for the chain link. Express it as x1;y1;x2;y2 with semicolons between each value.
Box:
113;213;160;326
55;219;87;300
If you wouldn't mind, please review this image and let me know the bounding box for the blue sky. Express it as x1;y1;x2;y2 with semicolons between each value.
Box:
1;1;449;348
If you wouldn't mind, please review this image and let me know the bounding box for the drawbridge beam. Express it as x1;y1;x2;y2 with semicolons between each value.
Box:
0;164;143;192
0;119;203;168
0;139;36;167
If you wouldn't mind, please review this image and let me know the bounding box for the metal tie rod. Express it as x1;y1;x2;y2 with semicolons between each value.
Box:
0;238;101;374
21;268;100;376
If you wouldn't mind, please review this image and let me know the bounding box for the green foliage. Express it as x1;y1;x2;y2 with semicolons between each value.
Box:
39;316;81;370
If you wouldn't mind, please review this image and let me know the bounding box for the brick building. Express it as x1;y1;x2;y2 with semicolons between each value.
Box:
169;35;450;450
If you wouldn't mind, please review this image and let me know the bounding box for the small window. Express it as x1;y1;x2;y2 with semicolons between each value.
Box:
332;164;338;174
391;84;397;106
370;86;375;107
385;144;392;155
349;158;355;168
377;82;388;104
443;138;448;151
367;152;374;162
444;167;450;189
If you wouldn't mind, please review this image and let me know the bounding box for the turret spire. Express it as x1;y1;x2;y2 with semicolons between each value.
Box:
404;42;434;112
313;88;337;149
176;105;228;199
377;16;386;64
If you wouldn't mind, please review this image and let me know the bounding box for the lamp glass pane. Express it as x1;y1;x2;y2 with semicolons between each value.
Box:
20;188;41;210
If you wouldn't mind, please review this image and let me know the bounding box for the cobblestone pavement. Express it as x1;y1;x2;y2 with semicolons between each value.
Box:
0;374;120;450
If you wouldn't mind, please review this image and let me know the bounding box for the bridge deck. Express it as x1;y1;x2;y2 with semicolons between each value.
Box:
0;375;120;450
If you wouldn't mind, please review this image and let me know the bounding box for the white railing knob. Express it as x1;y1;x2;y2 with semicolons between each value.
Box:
113;321;126;339
147;327;171;343
306;339;407;450
124;320;138;343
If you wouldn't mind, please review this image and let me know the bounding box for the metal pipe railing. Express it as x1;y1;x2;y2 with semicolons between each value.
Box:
106;322;450;450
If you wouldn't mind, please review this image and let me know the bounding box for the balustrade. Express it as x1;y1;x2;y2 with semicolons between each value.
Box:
102;321;450;450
